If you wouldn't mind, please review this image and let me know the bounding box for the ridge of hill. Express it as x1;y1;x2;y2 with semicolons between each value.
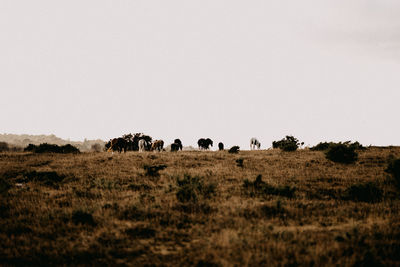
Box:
0;133;105;152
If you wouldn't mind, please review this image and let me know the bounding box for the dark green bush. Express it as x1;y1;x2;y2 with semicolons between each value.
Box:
272;136;301;152
343;182;383;203
325;143;358;164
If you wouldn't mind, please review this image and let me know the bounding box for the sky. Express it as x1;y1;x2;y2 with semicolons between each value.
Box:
1;0;399;149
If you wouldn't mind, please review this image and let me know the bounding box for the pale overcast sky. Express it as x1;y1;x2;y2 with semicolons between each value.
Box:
1;0;399;149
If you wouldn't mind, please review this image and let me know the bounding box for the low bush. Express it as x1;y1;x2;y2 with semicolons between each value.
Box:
143;165;167;177
228;146;240;154
310;142;332;151
325;143;358;164
311;141;364;151
71;210;96;226
24;143;80;153
176;174;216;203
343;182;383;203
243;175;295;198
272;136;302;152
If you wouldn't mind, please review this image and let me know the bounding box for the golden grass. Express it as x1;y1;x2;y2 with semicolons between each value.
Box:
1;147;400;266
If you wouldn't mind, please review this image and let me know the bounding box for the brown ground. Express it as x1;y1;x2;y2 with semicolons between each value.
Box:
1;148;399;266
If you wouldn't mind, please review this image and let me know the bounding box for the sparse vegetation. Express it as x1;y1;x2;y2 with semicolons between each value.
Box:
0;147;399;266
343;182;383;203
176;174;216;203
236;158;244;167
143;164;167;177
243;175;295;198
386;158;400;189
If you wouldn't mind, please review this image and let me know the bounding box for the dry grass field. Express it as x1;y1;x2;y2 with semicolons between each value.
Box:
1;147;400;266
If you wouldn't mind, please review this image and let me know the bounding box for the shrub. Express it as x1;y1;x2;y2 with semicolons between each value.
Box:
311;141;364;151
385;158;400;188
143;165;167;177
176;174;216;203
325;143;358;164
310;142;332;151
343;182;383;203
243;175;295;198
71;210;96;226
61;144;80;153
24;143;80;153
272;136;301;151
228;146;240;154
24;144;36;152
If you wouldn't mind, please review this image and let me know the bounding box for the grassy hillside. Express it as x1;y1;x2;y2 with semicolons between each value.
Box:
1;148;400;266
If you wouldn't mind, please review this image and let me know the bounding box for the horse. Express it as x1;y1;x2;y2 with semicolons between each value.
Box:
138;139;149;152
171;139;183;152
151;140;164;152
218;142;224;151
250;138;261;150
107;138;127;153
174;139;183;151
198;138;213;150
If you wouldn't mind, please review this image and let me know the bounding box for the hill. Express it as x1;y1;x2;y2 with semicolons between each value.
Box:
0;133;105;152
1;148;400;265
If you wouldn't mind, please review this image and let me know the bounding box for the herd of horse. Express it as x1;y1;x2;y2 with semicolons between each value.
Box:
106;133;262;153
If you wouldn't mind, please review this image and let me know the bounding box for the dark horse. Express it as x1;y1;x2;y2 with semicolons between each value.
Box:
218;142;224;151
171;139;183;151
107;138;127;153
198;138;213;150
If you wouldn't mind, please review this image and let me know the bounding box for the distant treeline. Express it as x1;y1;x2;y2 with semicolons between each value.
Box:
0;134;105;152
0;142;23;152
